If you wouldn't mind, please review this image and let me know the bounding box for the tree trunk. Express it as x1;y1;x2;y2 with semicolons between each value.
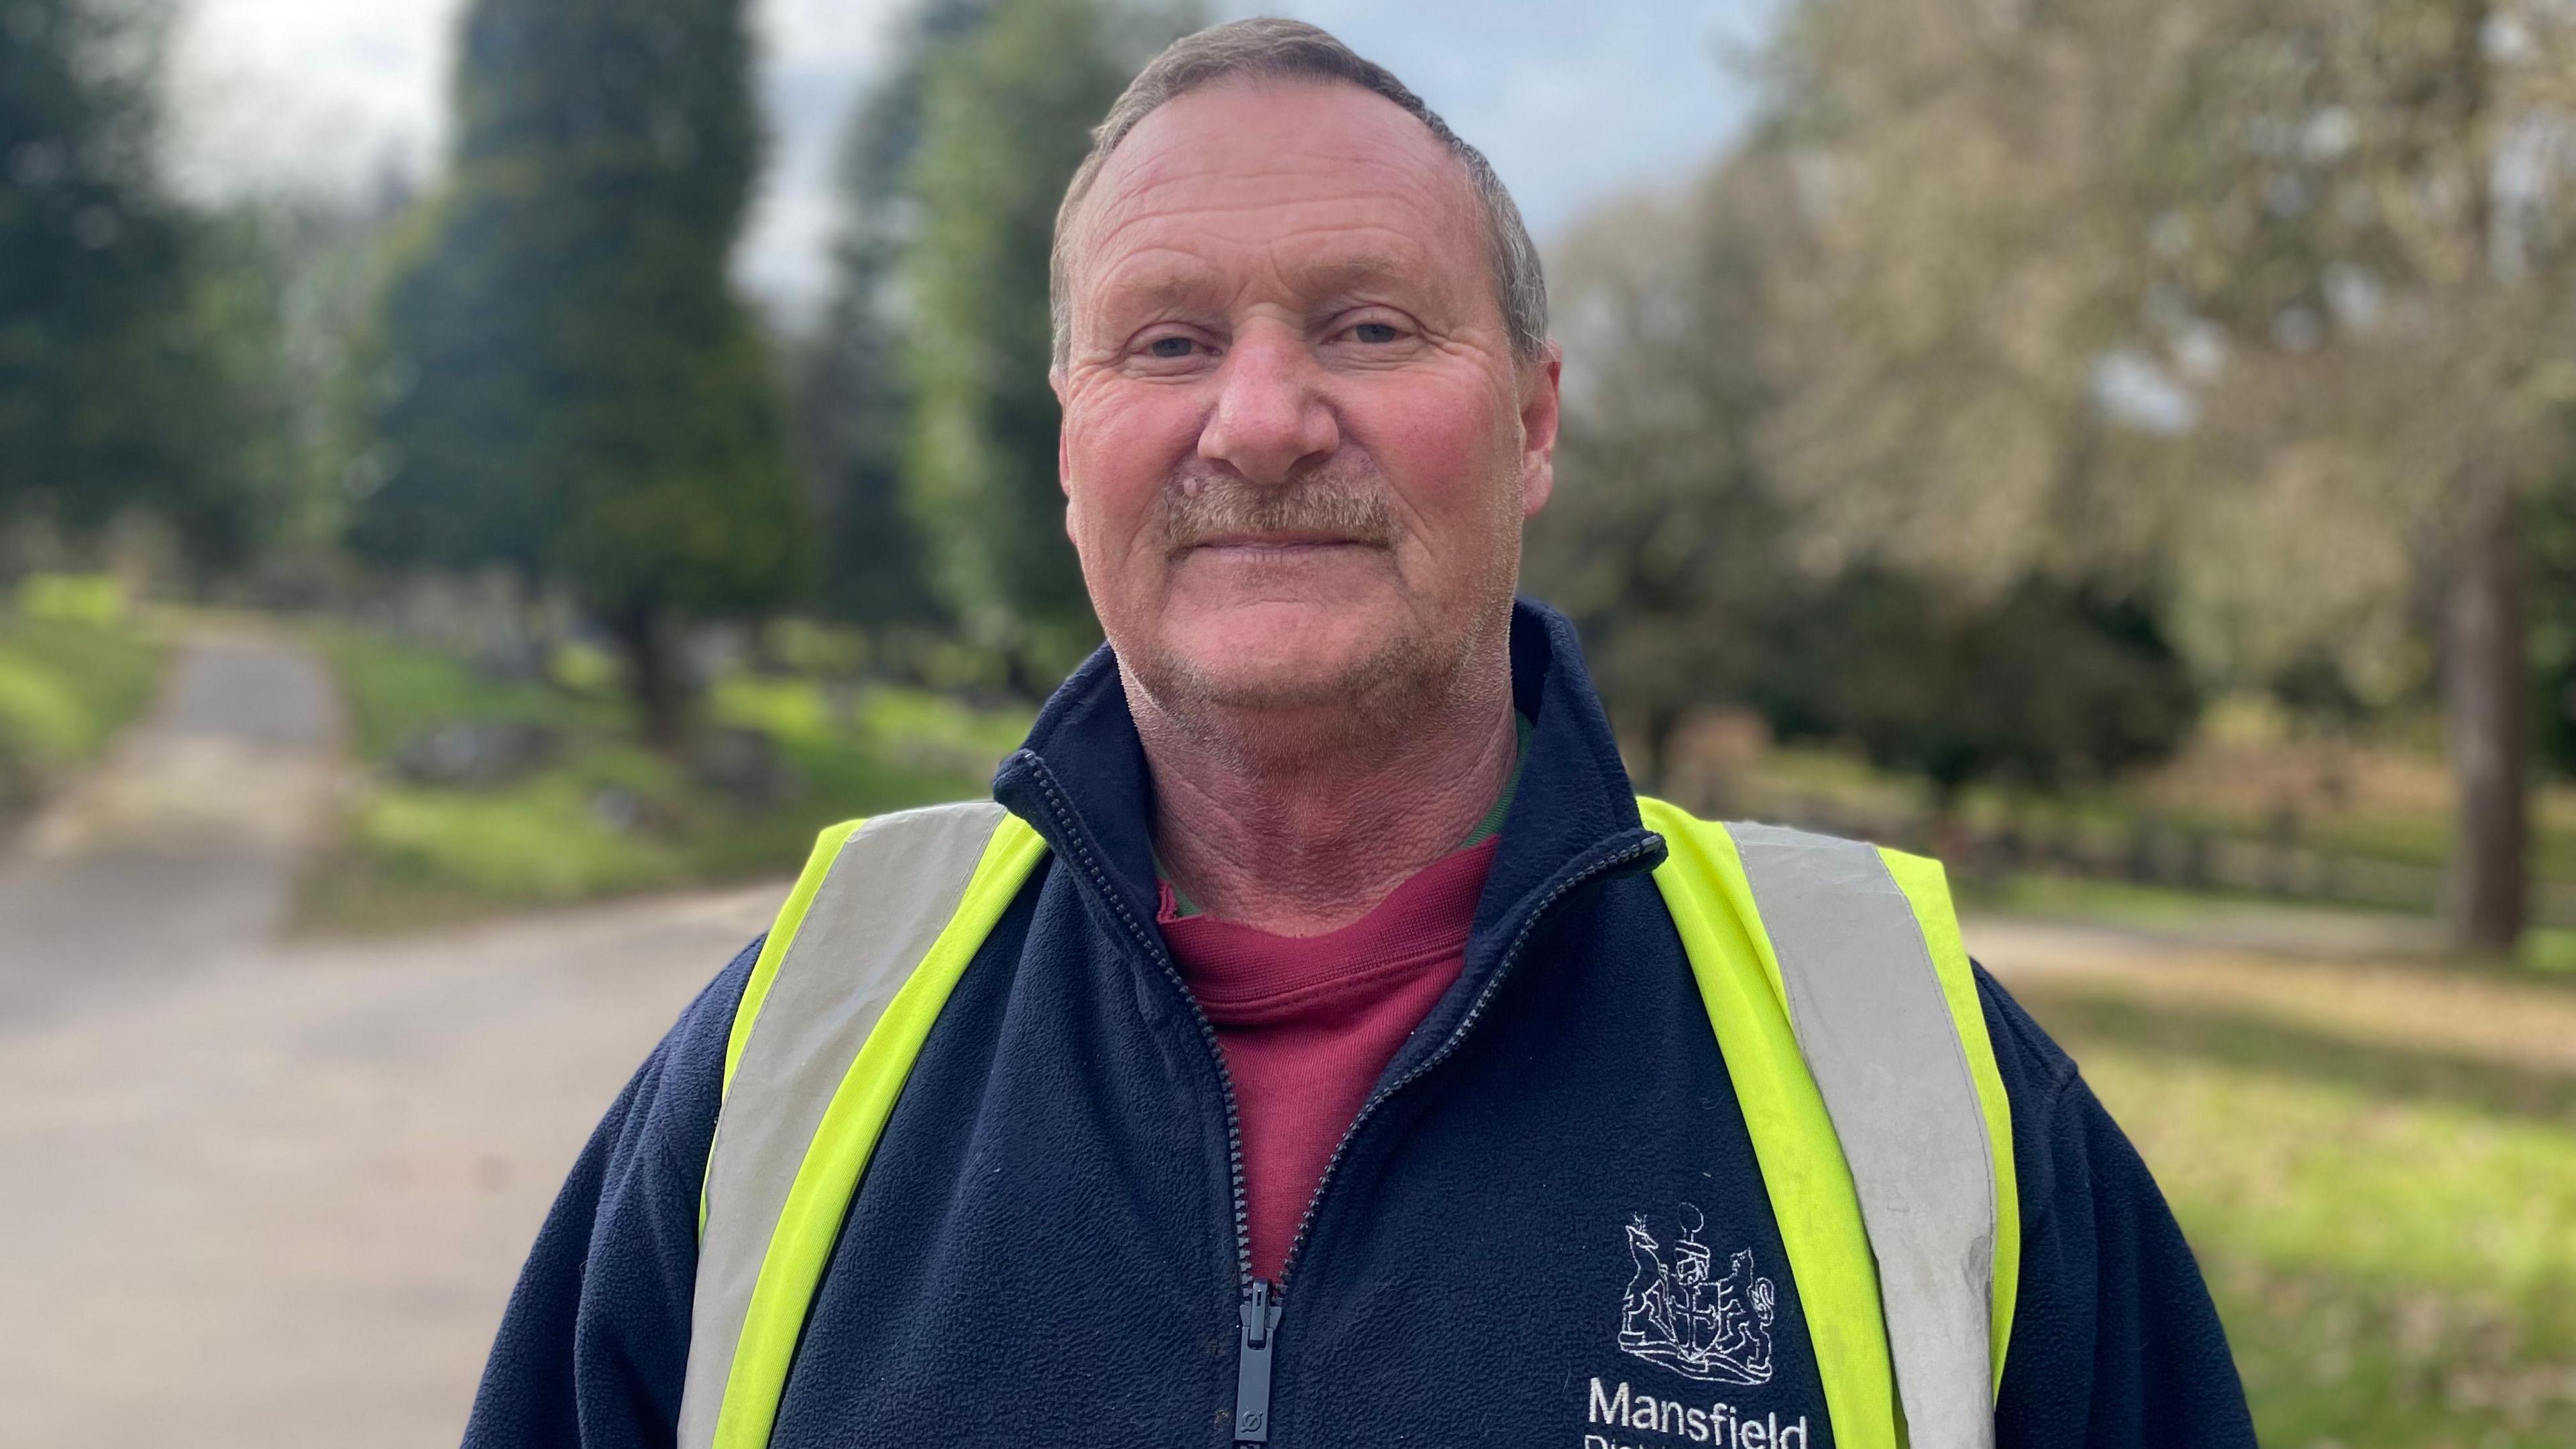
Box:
610;605;690;752
2440;471;2528;953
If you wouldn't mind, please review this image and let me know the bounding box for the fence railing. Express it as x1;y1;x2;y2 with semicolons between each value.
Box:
1701;779;2576;932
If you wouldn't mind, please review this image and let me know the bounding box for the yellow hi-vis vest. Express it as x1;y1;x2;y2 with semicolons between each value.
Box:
681;799;2021;1449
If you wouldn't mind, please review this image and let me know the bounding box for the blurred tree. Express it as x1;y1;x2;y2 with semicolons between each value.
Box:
358;0;807;745
1764;0;2576;949
900;0;1197;688
1758;572;2202;819
0;0;267;565
1533;133;2201;812
2526;462;2576;775
176;188;415;584
794;0;989;633
1529;154;1806;788
2131;0;2571;951
246;181;417;561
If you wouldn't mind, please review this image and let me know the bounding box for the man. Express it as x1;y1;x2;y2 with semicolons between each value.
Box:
467;19;2254;1449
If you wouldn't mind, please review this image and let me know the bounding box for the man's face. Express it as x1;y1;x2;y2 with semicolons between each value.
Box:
1053;78;1560;725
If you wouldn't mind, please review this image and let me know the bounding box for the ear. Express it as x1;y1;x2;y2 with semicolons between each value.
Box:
1517;341;1562;518
1053;367;1073;500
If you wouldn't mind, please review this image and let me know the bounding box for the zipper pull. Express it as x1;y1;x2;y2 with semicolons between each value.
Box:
1233;1278;1282;1443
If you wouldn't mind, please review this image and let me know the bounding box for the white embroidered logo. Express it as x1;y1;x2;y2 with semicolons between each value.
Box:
1618;1203;1777;1385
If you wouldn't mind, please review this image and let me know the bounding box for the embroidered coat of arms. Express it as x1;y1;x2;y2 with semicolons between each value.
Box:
1617;1204;1777;1385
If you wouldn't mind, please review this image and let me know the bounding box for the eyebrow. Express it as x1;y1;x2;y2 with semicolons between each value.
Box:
1284;251;1421;298
1091;247;1436;321
1091;262;1230;318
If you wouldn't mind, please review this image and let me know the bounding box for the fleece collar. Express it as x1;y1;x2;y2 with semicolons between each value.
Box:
990;598;1666;972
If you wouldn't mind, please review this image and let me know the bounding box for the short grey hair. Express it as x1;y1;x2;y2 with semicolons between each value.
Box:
1049;17;1549;368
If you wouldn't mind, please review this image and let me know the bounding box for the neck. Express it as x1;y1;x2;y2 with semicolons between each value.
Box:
1130;651;1519;938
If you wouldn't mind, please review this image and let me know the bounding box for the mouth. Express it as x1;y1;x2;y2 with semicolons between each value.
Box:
1179;532;1379;557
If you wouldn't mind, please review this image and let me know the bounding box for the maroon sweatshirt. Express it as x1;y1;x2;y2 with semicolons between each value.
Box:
1159;838;1499;1282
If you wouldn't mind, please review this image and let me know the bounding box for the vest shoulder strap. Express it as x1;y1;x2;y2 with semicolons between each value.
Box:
682;801;1049;1449
1641;799;2017;1449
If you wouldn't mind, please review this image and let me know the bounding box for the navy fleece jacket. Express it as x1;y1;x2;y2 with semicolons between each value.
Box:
464;601;2255;1448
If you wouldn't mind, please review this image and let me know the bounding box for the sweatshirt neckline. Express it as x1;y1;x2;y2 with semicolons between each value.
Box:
1161;837;1499;1020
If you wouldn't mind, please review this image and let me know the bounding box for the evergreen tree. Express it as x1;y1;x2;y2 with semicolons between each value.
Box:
360;0;806;743
0;0;263;563
1755;571;2201;820
900;0;1197;686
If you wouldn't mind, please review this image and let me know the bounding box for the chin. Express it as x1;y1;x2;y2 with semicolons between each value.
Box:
1173;645;1379;712
1141;614;1447;727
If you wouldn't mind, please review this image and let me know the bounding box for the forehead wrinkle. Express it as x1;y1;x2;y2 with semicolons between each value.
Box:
1085;166;1456;261
1108;75;1464;194
1114;138;1454;207
1082;186;1473;311
1078;87;1479;250
1270;246;1436;302
1085;225;1462;337
1067;80;1497;344
1087;246;1233;319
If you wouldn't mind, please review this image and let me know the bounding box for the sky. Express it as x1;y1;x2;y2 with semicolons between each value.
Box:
166;0;1781;322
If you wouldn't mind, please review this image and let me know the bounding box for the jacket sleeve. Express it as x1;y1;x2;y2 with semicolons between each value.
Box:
1975;965;2259;1449
462;938;758;1449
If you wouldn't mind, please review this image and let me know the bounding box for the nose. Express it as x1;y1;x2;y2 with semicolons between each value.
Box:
1197;324;1338;485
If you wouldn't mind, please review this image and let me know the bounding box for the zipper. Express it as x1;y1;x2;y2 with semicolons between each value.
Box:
1271;833;1662;1293
1024;760;1255;1288
1024;754;1656;1445
1026;761;1283;1443
1234;1278;1282;1442
1241;830;1657;1444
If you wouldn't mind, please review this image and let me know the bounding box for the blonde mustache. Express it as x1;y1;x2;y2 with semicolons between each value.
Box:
1163;470;1396;553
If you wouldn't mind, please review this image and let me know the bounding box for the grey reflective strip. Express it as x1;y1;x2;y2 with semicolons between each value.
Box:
1727;822;1996;1449
679;800;1008;1449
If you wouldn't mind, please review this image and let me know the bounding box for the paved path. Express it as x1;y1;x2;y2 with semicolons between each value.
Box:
0;633;337;1025
0;629;776;1448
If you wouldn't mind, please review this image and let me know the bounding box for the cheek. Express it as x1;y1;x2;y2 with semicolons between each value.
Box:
1063;387;1199;550
1350;372;1521;543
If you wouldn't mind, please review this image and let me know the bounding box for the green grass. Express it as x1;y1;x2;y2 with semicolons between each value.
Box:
307;621;626;761
2016;982;2576;1448
297;625;1035;932
2517;928;2576;976
0;611;166;804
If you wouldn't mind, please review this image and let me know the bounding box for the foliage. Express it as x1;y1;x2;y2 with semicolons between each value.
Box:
0;608;164;811
1752;0;2576;945
16;569;122;625
1757;572;2202;807
2526;464;2576;775
792;0;989;630
299;621;1030;929
1533;140;2200;804
356;0;809;741
207;189;417;559
1757;0;2176;599
1529;162;1803;786
0;0;270;561
307;618;624;761
899;0;1197;685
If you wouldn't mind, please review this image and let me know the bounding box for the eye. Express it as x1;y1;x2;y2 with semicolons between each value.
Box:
1146;335;1197;359
1351;321;1403;344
